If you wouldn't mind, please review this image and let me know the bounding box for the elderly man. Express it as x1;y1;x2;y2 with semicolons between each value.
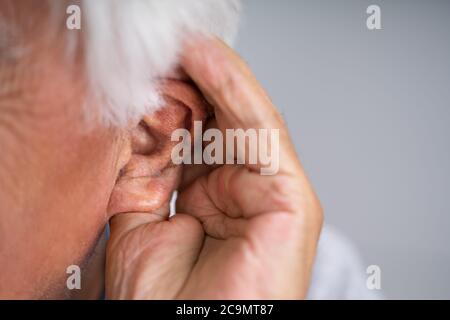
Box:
0;0;374;300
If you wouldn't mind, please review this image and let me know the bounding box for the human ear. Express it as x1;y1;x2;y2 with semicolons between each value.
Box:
107;80;208;217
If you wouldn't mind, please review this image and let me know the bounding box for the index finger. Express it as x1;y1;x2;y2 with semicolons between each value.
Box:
180;36;301;175
180;36;283;130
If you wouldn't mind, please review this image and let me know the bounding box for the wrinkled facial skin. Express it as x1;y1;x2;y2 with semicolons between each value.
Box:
0;17;206;299
0;56;121;298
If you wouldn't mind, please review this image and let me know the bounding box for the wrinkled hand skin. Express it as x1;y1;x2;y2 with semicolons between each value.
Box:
106;37;323;300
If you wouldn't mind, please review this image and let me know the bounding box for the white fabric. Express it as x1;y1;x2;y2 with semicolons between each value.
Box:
308;225;383;300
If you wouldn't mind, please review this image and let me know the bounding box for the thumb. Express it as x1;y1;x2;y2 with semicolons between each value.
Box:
108;204;170;242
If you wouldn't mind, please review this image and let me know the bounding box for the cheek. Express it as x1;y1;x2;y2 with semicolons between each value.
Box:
0;124;121;297
40;129;120;293
48;128;119;241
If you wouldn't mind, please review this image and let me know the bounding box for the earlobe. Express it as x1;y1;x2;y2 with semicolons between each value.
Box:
107;80;208;218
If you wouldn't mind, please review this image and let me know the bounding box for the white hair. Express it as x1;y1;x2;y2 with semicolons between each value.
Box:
80;0;241;126
0;0;240;126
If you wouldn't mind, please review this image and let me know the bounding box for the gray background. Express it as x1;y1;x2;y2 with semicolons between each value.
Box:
235;0;450;299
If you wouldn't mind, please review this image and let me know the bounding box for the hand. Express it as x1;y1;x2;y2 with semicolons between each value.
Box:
105;37;323;299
